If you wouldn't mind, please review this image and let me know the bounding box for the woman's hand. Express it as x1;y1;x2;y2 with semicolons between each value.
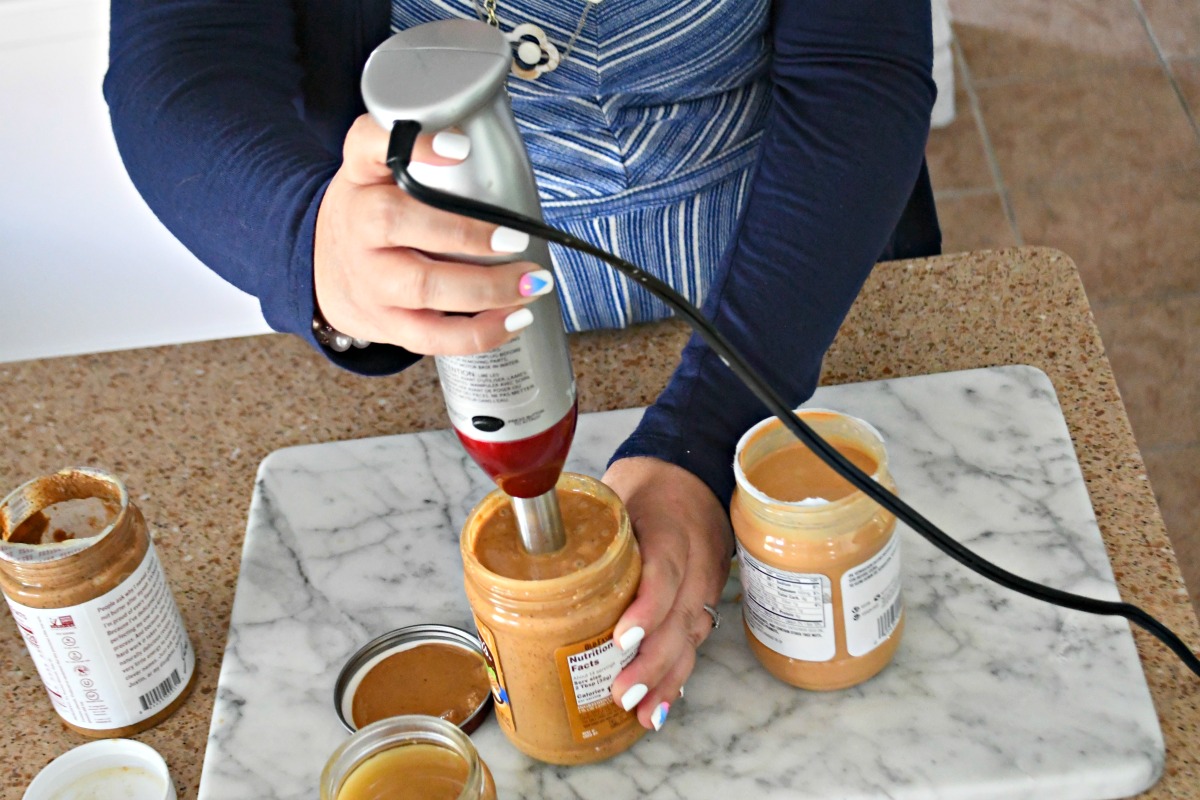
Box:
603;456;734;731
313;114;555;355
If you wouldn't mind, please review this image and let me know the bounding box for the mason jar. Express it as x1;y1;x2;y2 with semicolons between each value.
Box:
320;715;496;800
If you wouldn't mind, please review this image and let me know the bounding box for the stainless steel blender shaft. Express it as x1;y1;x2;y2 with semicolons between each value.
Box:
511;491;567;553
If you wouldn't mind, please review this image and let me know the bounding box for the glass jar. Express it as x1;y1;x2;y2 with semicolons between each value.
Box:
731;410;905;690
0;468;196;737
461;473;644;765
320;715;496;800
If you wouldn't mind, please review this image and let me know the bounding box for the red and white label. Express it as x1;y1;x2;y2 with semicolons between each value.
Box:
5;542;193;730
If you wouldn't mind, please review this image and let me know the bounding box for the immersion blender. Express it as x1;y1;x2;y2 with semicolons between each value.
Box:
365;23;1200;681
362;19;575;553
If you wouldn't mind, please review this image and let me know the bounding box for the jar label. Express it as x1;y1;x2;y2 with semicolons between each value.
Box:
841;532;903;657
555;625;638;743
4;541;194;730
737;544;836;662
472;616;515;732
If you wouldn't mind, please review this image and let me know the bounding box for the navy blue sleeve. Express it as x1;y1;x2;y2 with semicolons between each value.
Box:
611;0;937;505
104;0;418;375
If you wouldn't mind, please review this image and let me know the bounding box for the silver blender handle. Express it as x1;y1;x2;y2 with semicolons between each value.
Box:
362;20;572;553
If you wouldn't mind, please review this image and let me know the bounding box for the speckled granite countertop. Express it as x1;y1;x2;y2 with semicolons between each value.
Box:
1;247;1196;799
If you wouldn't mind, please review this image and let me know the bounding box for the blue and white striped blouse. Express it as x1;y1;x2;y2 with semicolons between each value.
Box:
390;0;772;333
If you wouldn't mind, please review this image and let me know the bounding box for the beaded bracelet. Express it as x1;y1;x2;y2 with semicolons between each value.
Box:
312;308;371;353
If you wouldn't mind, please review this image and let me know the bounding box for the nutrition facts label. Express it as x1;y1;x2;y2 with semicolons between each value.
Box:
738;545;836;662
555;627;638;742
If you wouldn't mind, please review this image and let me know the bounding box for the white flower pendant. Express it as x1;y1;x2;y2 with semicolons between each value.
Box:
507;23;561;80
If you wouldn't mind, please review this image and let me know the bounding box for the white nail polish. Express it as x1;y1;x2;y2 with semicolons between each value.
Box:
491;226;530;254
431;131;471;160
504;308;534;333
617;626;645;652
620;683;648;712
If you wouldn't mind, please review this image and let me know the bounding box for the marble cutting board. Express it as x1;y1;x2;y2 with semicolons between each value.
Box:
197;365;1164;799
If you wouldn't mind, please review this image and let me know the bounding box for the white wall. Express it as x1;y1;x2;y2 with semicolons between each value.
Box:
0;0;272;364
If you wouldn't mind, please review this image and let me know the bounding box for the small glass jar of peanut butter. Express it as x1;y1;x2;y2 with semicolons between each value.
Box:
321;715;496;800
0;468;196;737
731;409;904;691
461;472;645;765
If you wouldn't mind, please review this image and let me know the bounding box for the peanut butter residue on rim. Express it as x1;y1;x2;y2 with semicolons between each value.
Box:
2;470;121;549
5;497;120;545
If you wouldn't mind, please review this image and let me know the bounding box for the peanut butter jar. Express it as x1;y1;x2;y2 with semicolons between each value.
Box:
461;472;644;765
731;410;905;691
0;468;196;737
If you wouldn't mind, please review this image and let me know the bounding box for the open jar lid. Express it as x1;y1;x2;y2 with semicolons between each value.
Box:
334;624;493;735
23;739;175;800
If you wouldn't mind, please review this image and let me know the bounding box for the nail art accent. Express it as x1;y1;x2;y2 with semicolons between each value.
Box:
616;626;644;652
651;701;670;731
431;131;471;160
620;683;648;712
519;270;554;298
491;226;530;254
504;308;534;333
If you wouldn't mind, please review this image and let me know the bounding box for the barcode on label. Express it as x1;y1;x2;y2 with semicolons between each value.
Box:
138;669;181;711
877;597;902;640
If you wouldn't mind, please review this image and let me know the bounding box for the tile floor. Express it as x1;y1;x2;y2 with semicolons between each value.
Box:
932;0;1200;611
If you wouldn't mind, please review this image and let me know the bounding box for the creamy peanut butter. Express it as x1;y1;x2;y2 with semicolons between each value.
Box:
473;490;616;580
336;744;473;800
732;411;905;691
461;473;644;765
746;440;877;503
351;642;490;729
323;716;496;800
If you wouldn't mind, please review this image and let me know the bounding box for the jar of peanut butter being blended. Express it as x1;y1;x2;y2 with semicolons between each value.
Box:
731;410;904;691
461;472;645;765
0;468;196;737
321;715;496;800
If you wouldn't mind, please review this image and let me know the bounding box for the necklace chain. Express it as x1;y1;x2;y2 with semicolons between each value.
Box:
473;0;597;74
480;0;499;26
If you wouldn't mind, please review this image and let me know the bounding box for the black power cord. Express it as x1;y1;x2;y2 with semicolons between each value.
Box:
386;119;1200;678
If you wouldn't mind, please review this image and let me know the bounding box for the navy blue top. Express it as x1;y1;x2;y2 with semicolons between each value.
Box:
104;0;939;507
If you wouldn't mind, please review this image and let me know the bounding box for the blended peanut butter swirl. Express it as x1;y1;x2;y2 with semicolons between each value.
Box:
473;490;617;580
